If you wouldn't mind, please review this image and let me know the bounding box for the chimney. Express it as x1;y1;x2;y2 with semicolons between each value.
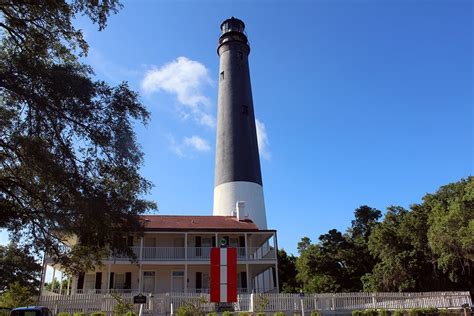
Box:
236;201;245;221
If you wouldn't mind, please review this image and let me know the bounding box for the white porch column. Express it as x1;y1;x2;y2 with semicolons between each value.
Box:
184;264;188;294
184;233;188;260
59;272;64;294
51;267;56;292
138;237;144;292
273;232;280;292
106;264;111;293
139;236;144;261
66;275;71;295
246;264;250;293
40;262;47;296
138;264;143;292
244;233;248;259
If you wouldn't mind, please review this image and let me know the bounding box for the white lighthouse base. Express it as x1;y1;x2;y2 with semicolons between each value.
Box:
213;181;267;229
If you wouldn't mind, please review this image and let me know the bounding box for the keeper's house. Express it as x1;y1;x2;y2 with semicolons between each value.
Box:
43;215;278;294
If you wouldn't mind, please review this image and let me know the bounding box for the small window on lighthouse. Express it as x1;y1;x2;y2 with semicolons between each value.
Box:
242;105;249;115
220;71;224;80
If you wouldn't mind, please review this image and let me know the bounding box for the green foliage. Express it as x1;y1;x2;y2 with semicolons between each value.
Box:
364;309;378;316
0;244;41;293
238;313;250;316
0;0;156;273
110;293;134;315
206;313;217;316
352;311;364;316
393;310;405;316
363;177;474;293
293;177;473;293
254;294;270;312
57;313;70;316
311;312;321;316
0;281;35;308
124;312;137;316
278;249;300;293
90;313;106;316
426;177;473;285
296;206;382;293
256;313;266;316
73;313;86;316
222;312;234;316
44;277;69;292
175;297;207;316
379;309;388;316
275;312;285;316
408;308;439;316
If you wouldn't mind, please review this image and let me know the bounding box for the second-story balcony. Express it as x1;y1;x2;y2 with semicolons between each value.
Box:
108;246;276;262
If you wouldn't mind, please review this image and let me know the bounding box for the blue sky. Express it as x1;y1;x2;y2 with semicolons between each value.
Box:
1;0;472;256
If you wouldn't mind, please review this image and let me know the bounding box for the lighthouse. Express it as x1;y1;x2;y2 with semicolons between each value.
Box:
213;17;268;229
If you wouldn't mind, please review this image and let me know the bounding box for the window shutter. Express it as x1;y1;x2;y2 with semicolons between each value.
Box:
77;272;85;290
109;272;114;289
196;272;202;289
125;272;132;289
95;272;102;290
241;272;247;290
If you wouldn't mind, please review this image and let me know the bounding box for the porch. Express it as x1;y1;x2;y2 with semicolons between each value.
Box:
43;263;278;295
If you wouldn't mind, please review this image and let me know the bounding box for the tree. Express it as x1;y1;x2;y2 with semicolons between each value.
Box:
363;204;456;292
0;243;41;294
344;205;382;291
295;206;382;293
0;1;156;273
0;282;35;308
426;177;473;292
277;249;299;293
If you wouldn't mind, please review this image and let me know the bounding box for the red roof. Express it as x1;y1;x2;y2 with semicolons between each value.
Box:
141;215;260;231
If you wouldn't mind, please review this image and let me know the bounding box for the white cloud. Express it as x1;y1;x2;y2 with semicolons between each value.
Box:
168;135;211;158
184;136;211;152
256;118;271;161
142;57;215;128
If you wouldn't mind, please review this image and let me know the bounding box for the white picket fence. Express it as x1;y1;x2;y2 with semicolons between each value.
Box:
38;291;472;315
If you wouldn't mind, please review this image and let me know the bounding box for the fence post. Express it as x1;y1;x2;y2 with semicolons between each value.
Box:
250;293;254;312
372;293;376;309
331;294;335;311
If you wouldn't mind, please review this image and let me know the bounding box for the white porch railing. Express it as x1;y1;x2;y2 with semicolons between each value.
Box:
108;246;277;261
38;291;473;315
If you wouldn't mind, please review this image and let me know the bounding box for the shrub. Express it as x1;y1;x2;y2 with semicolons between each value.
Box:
410;309;421;316
206;313;217;316
125;312;137;316
256;313;266;316
353;311;364;316
379;309;388;316
73;313;86;316
90;313;106;316
222;312;234;316
311;312;321;316
275;312;285;316
393;310;405;316
239;313;250;316
365;309;378;316
57;313;70;316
